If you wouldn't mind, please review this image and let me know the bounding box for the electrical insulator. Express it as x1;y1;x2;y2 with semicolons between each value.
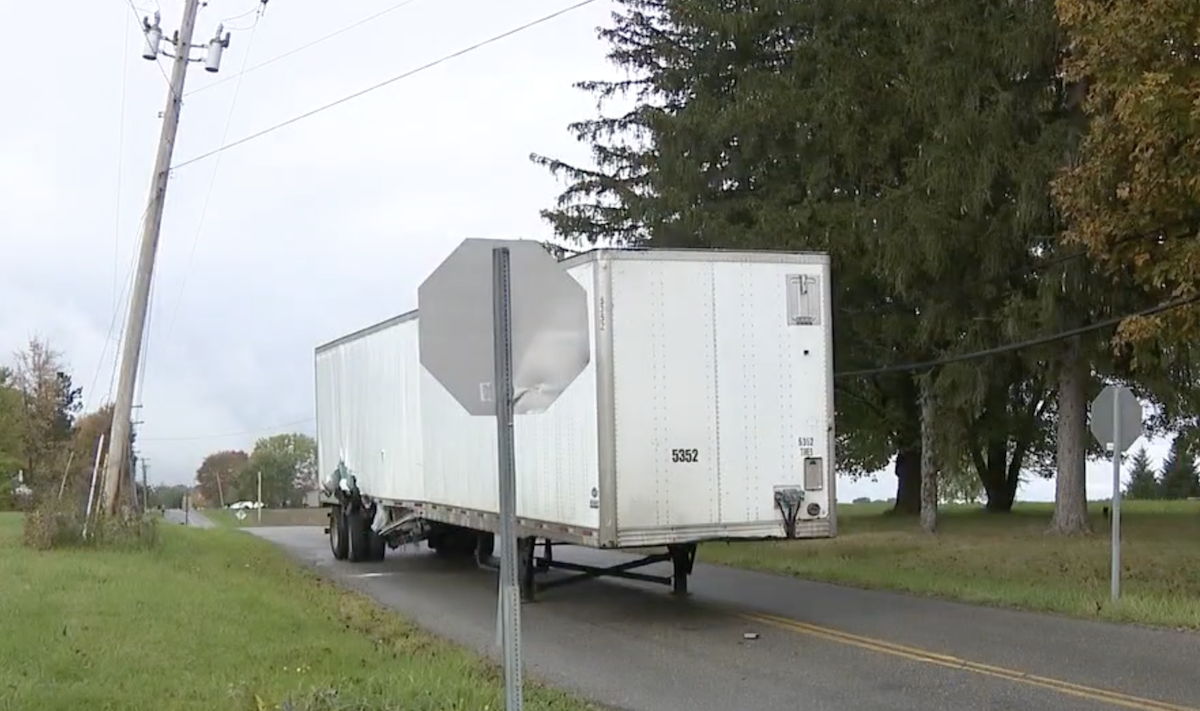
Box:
205;24;231;73
141;12;162;61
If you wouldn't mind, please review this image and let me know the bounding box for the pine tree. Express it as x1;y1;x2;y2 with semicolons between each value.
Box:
1159;436;1200;500
533;0;1186;527
1123;446;1158;500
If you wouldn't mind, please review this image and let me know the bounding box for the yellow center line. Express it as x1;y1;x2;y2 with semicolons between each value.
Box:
741;612;1198;711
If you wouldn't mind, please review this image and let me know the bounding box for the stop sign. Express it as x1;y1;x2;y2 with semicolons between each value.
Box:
417;238;591;416
1089;385;1144;454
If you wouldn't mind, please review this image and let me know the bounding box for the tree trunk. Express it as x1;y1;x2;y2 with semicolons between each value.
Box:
919;377;938;534
1003;450;1023;507
980;437;1016;512
1047;336;1092;535
973;376;1021;513
893;446;922;514
892;378;923;515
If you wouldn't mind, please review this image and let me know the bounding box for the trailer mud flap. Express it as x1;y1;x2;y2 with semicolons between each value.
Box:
773;486;804;539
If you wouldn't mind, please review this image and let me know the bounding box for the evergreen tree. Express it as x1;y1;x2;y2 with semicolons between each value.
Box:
534;0;1075;515
1159;437;1200;500
533;0;1190;527
1123;446;1158;500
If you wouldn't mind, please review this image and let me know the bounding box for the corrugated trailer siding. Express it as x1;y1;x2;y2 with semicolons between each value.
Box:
315;315;424;503
608;255;833;545
419;260;603;530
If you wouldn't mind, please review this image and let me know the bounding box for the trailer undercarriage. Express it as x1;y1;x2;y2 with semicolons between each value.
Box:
323;492;699;600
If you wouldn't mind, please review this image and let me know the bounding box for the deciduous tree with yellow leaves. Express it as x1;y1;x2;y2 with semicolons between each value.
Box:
1053;0;1200;345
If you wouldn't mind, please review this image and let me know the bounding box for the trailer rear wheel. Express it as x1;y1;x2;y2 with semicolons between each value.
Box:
346;509;369;563
366;527;387;561
329;507;349;561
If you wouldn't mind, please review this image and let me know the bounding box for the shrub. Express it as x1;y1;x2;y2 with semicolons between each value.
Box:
92;508;159;550
22;498;158;551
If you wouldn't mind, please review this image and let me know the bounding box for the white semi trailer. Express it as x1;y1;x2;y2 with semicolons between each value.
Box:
315;248;835;599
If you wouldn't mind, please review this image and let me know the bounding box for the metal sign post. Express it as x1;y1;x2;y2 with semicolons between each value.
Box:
1088;384;1144;602
491;247;523;711
417;237;591;711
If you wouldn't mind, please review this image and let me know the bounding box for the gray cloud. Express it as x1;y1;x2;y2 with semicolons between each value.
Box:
3;0;619;484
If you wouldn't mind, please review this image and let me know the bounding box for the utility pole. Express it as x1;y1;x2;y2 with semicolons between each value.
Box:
215;471;226;508
256;470;262;523
128;448;139;509
103;0;231;515
131;412;143;510
141;458;150;512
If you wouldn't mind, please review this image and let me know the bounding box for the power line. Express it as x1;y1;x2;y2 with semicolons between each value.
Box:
140;417;315;442
836;293;1200;379
219;2;262;28
132;254;159;410
85;204;150;411
219;0;270;32
141;279;1196;443
184;0;427;98
164;12;264;341
171;0;600;171
113;14;132;321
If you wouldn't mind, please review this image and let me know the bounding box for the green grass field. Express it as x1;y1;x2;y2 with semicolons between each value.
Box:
0;513;596;711
701;499;1200;629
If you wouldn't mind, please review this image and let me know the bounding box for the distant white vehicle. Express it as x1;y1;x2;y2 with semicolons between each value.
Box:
227;500;263;510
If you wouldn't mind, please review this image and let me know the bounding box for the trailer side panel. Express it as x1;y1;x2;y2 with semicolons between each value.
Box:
315;314;424;503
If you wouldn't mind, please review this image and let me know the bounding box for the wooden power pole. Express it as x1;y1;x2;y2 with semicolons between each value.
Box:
102;0;230;514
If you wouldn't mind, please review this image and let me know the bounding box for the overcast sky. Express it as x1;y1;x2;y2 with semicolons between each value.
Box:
0;0;1169;501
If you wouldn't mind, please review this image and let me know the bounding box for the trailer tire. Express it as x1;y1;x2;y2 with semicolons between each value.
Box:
329;507;349;561
346;509;369;563
367;527;387;561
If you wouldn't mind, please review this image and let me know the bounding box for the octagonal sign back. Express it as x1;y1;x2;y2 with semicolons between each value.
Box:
418;238;591;417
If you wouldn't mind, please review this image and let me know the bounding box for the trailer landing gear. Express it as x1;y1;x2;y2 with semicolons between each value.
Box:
475;531;496;566
518;537;536;602
668;543;697;596
495;539;698;602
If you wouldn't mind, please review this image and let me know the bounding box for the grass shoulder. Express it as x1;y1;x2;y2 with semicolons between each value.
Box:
0;512;597;711
700;500;1200;629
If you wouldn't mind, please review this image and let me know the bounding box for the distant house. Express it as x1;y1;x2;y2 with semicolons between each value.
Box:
11;471;32;499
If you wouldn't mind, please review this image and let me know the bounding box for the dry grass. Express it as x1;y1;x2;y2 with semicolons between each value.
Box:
21;498;157;551
701;500;1200;629
0;512;598;711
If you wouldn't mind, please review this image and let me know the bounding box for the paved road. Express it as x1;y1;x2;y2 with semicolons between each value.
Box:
248;526;1199;711
162;508;214;528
